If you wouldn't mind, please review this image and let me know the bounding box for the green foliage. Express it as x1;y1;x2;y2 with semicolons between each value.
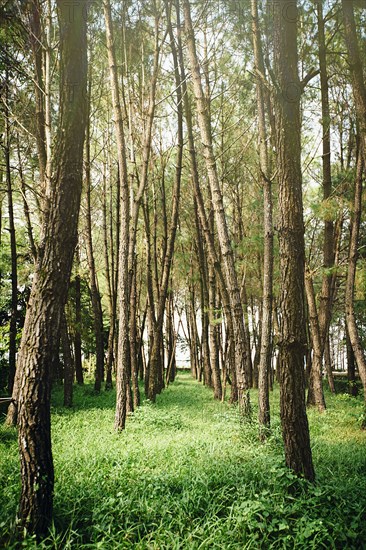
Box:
1;374;366;548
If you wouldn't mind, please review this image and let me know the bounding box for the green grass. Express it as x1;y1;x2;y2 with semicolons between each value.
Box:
1;372;366;548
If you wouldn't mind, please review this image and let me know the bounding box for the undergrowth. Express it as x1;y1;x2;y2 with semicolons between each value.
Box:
1;373;366;548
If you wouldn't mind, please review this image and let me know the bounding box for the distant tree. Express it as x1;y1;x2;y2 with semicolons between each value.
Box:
251;0;273;435
183;0;251;415
103;0;130;430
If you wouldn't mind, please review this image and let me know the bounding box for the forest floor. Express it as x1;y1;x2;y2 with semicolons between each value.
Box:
1;371;366;549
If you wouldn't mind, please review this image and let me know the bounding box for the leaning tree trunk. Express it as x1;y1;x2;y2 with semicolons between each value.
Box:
273;0;315;481
183;0;250;414
15;0;88;536
85;98;105;393
104;0;130;430
306;0;334;411
3;80;18;396
251;0;273;435
73;271;84;385
305;268;326;412
342;0;366;421
345;155;366;419
61;312;74;408
342;0;366;159
147;2;182;401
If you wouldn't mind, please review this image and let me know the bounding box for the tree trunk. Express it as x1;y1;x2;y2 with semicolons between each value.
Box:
305;0;334;410
85;99;105;392
345;155;366;418
147;2;182;401
273;0;315;481
15;0;88;535
305;268;326;412
342;0;366;159
324;336;335;394
73;273;84;385
61;312;74;408
104;0;130;430
3;81;18;396
183;0;250;415
130;265;140;409
346;323;357;397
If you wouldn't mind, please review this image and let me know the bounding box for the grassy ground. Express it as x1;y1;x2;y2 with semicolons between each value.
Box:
1;372;366;549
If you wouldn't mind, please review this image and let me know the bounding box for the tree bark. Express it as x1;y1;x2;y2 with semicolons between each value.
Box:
273;0;315;481
342;0;366;159
104;0;130;430
147;1;182;401
61;312;74;408
345;154;366;417
345;323;357;396
305;268;326;412
305;0;334;411
73;272;84;385
85;95;105;392
3;79;18;396
15;0;88;535
183;0;250;415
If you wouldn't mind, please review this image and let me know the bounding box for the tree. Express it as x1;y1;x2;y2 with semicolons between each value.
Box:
183;0;251;414
103;0;130;431
273;0;315;481
342;0;366;418
251;0;273;434
14;0;88;535
342;0;366;158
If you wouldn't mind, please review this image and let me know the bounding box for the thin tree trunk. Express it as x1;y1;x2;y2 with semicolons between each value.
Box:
74;272;84;385
3;84;18;396
104;0;130;430
251;0;273;435
208;263;222;399
85;95;105;392
345;155;366;419
28;0;47;193
17;135;37;261
305;268;326;412
342;0;366;159
305;0;334;410
130;265;140;408
61;312;74;408
183;0;250;415
147;2;183;401
346;323;357;396
324;336;335;394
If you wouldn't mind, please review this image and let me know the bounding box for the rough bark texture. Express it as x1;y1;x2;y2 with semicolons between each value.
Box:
305;269;326;412
147;2;182;401
85;108;105;392
345;156;366;414
73;274;84;385
61;312;74;408
104;0;130;430
4;88;18;395
16;0;88;535
306;0;333;411
184;0;250;414
251;0;273;433
342;0;366;159
273;0;315;481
